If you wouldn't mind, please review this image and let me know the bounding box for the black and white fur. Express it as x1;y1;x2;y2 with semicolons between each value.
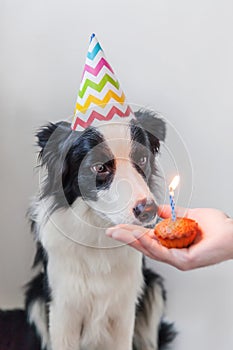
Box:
0;110;176;350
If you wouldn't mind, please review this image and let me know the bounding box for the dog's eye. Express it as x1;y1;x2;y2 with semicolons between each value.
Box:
138;156;148;167
91;163;108;174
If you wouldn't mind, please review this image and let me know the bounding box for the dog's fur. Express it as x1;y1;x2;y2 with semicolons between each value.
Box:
0;110;176;350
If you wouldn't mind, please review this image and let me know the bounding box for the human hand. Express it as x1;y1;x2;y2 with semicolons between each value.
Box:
106;206;233;270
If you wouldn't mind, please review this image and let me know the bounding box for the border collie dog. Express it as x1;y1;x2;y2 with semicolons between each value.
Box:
0;110;176;350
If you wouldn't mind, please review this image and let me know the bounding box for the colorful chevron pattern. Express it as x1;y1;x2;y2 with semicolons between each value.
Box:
72;34;135;131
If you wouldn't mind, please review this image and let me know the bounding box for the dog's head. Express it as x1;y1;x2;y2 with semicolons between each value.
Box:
37;110;165;227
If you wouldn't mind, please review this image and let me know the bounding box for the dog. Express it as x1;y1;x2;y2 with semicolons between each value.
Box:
0;109;176;350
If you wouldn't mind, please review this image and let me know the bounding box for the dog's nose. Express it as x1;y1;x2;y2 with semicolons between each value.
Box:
133;199;157;223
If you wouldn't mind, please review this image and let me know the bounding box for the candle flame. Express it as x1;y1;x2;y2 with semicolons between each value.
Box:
169;175;180;192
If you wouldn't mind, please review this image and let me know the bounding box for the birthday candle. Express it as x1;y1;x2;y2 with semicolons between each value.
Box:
169;192;176;221
169;175;180;221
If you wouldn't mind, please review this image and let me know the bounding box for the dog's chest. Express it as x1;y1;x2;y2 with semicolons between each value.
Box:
47;244;143;348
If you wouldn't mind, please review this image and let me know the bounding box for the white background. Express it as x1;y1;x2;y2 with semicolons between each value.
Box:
1;1;233;349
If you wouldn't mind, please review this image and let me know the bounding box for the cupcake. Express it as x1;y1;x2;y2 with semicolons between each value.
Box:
154;217;200;248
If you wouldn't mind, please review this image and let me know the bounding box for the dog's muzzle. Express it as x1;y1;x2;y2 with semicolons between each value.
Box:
133;199;157;223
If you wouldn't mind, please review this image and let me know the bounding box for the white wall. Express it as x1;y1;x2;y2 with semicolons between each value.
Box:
1;1;233;349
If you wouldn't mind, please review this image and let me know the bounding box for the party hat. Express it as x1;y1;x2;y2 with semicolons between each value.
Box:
71;34;135;131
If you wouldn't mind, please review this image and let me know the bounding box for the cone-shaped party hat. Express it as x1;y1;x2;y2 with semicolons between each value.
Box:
72;34;135;131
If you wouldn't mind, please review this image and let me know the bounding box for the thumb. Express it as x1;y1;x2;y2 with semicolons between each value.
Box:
158;205;189;219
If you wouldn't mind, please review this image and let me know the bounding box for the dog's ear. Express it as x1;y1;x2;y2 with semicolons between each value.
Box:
134;109;166;142
37;122;59;150
36;121;73;164
36;121;72;152
36;122;74;203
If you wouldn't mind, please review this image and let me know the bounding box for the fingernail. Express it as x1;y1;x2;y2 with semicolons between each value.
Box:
111;232;119;239
106;229;113;236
